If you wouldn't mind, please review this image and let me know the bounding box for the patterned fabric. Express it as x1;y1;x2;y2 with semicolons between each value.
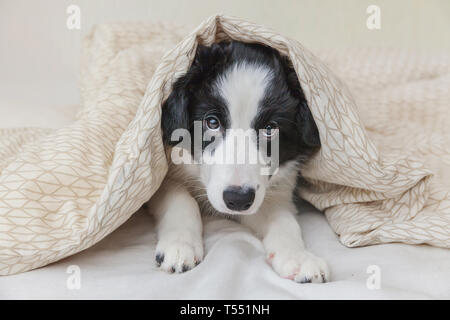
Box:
0;15;449;275
312;48;450;247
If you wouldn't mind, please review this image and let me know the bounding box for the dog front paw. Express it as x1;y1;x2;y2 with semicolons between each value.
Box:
155;233;204;273
267;250;329;283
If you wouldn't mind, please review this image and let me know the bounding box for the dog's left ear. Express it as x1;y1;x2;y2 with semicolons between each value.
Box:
297;100;321;148
280;55;321;148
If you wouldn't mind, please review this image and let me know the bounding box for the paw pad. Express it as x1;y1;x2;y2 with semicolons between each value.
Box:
181;264;190;273
155;253;164;266
154;237;204;274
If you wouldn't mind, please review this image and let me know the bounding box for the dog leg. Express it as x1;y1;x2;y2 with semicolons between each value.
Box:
148;179;203;273
241;202;330;283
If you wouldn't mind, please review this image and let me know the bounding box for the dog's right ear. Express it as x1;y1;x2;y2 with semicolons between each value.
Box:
161;78;190;146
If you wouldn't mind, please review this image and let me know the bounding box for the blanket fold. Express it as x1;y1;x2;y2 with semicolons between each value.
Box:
0;15;449;275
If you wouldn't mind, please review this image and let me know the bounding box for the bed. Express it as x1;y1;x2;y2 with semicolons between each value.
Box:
1;199;449;299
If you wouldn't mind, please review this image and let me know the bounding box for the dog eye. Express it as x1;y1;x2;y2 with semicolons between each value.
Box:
205;115;221;131
262;122;279;139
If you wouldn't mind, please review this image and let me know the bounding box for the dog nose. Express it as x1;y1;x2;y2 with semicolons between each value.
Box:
223;186;255;211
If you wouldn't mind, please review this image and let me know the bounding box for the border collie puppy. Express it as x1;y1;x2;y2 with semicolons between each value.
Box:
149;41;329;283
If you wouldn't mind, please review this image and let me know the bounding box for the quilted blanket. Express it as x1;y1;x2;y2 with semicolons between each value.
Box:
0;15;449;275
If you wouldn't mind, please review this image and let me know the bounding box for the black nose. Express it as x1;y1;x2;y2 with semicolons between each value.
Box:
223;186;255;211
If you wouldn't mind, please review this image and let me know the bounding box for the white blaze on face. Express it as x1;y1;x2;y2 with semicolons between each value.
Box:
201;62;273;215
217;62;273;130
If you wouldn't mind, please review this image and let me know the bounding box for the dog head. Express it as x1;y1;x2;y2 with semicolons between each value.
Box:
161;41;320;215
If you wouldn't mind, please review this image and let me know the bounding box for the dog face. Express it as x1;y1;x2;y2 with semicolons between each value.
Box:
162;41;320;215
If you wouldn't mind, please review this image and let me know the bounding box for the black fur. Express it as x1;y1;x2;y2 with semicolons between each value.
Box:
161;40;320;166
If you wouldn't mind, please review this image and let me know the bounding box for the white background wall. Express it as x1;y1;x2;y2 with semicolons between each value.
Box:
0;0;449;127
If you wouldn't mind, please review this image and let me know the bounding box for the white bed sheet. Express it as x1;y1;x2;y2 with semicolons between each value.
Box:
0;88;449;301
1;203;449;299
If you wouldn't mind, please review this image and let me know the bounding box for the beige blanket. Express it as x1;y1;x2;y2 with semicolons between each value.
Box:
0;15;449;275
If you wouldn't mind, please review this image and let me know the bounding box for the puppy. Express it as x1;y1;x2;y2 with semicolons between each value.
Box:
149;41;329;283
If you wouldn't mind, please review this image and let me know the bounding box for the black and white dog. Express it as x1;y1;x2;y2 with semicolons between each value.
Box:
149;41;329;283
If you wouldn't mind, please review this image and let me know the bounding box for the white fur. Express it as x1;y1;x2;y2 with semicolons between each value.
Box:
201;63;272;215
216;62;272;130
148;179;203;272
